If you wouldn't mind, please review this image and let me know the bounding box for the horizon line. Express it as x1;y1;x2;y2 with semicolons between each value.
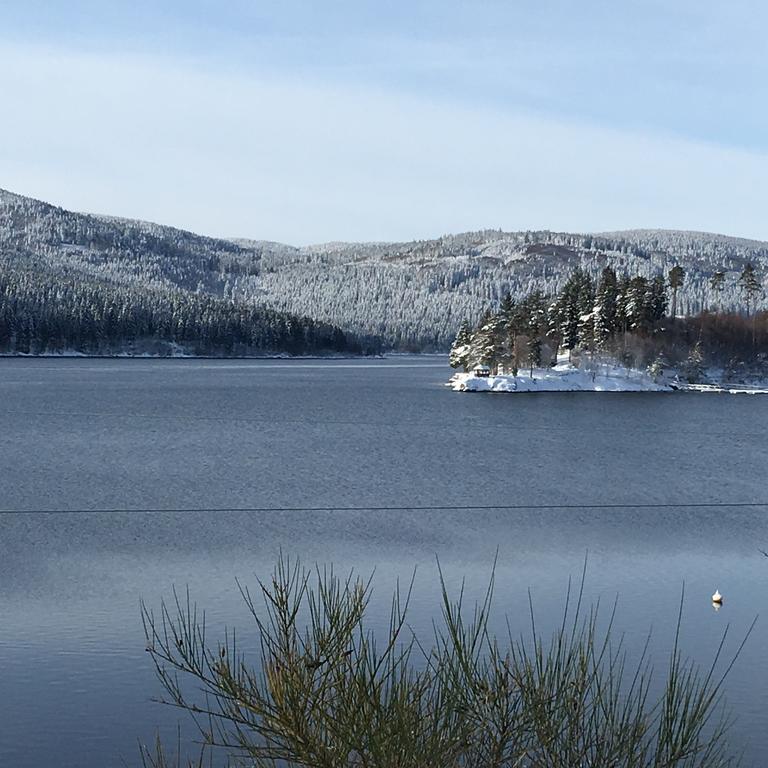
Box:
3;186;767;249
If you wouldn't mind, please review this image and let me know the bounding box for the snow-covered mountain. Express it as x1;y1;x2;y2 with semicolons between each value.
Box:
0;189;359;355
2;188;766;350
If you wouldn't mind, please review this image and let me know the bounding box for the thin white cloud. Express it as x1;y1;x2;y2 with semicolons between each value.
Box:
1;44;766;244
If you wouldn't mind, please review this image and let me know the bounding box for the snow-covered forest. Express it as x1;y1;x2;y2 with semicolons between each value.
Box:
0;191;359;355
450;266;768;384
250;230;768;350
1;188;767;354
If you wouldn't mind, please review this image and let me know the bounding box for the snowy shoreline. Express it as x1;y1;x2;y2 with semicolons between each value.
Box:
448;362;768;395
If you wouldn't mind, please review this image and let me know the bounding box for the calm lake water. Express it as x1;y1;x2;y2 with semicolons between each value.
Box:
1;357;767;766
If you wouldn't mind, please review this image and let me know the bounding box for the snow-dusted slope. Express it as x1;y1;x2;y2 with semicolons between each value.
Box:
2;189;767;350
249;229;768;349
0;190;361;355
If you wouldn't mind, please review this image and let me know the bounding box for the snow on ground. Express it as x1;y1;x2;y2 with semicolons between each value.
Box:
680;383;768;395
448;360;768;394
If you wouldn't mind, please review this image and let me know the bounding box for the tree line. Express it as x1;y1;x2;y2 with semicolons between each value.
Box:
4;189;768;353
450;263;766;376
0;255;366;356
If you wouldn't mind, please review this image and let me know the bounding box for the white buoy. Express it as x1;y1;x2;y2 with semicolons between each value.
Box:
712;589;723;604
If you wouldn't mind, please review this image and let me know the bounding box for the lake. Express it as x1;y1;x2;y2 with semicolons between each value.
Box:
1;357;767;766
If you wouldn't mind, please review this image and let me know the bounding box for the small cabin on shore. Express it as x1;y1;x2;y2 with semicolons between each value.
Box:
472;364;491;377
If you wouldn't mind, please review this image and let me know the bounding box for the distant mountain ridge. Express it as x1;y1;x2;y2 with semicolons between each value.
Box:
1;188;766;350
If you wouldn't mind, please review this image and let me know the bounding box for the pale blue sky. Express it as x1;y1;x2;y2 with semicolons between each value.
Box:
1;1;766;243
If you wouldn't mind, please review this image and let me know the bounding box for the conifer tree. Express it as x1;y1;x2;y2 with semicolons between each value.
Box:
527;335;542;376
593;267;618;348
523;291;547;373
498;292;519;373
668;265;686;318
625;277;649;331
648;275;667;325
647;355;665;381
709;270;726;312
739;263;761;317
468;310;503;370
577;309;595;350
682;342;705;384
449;321;472;371
551;269;593;353
616;276;631;333
499;291;515;322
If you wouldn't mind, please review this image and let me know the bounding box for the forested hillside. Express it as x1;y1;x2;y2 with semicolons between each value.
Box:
249;230;768;349
0;191;360;355
1;189;767;353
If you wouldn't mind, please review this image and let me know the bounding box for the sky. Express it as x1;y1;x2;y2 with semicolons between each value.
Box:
1;1;767;244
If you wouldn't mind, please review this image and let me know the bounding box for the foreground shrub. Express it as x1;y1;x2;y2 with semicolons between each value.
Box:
141;557;749;767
